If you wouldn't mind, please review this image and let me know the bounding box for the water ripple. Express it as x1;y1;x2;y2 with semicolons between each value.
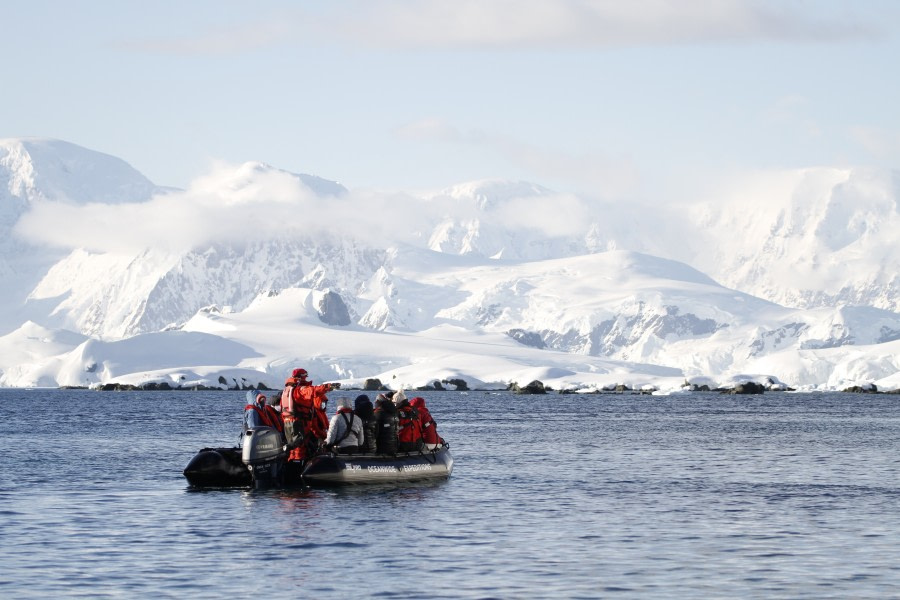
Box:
2;389;900;598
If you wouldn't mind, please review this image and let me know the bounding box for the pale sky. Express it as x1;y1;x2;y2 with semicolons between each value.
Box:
2;0;898;202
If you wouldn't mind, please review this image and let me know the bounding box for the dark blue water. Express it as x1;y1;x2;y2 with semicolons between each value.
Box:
2;389;900;598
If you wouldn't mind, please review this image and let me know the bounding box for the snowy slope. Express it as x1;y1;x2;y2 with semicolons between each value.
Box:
0;138;899;391
15;158;369;338
359;247;900;383
4;268;897;391
26;239;384;338
680;167;900;311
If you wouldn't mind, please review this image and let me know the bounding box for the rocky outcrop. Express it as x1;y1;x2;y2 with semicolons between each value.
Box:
363;378;384;391
442;378;469;391
317;290;351;326
509;380;546;394
683;382;713;391
416;380;445;391
507;328;545;349
726;381;766;394
94;380;270;391
842;383;878;393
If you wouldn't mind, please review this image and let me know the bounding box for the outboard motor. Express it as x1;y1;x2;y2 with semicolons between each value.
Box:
242;427;287;489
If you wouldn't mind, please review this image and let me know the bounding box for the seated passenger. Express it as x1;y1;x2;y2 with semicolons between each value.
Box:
244;392;284;434
395;394;424;453
354;394;377;453
325;397;364;454
410;397;442;450
374;393;399;455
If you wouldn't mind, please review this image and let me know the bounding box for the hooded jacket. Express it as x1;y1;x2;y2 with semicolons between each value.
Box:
396;398;422;450
354;394;378;453
410;396;440;447
373;395;399;455
325;397;364;450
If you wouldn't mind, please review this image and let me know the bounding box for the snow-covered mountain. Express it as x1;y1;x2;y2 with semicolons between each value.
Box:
0;138;898;392
680;167;900;312
0;138;170;334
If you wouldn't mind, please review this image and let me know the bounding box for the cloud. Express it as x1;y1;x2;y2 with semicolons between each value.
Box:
119;1;880;58
321;0;880;49
13;162;342;254
12;160;510;254
492;192;594;237
11;158;609;256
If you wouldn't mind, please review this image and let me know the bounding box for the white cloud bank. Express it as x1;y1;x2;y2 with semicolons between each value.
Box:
318;0;878;49
13;160;600;255
119;1;881;58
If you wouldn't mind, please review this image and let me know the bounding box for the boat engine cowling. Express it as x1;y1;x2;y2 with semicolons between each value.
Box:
242;427;287;488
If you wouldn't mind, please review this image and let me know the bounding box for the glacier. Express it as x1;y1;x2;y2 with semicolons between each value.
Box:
1;137;899;393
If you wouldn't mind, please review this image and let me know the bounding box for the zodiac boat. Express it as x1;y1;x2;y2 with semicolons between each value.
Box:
301;444;453;485
183;426;453;488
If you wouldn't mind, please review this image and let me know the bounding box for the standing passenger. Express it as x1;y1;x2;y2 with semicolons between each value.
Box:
281;368;339;462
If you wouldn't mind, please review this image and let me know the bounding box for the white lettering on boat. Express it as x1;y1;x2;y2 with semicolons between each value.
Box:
401;464;433;472
366;465;401;473
363;463;435;473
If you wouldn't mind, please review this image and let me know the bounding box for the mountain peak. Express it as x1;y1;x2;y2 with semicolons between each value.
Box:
434;179;553;210
197;160;348;198
0;137;160;206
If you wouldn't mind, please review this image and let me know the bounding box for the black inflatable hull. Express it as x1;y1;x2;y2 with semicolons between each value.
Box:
183;446;453;488
183;447;252;488
302;446;453;485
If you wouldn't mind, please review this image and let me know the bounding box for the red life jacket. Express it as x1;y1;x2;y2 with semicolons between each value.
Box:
263;405;284;432
244;403;284;432
282;378;331;438
281;377;309;420
418;407;439;445
397;404;422;443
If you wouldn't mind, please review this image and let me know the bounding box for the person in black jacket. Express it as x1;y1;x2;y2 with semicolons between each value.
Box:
354;394;378;453
373;393;399;455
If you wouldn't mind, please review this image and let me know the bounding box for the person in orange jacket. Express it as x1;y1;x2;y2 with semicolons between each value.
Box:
281;368;340;462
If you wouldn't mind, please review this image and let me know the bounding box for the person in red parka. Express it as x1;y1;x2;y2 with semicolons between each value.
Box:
281;368;339;462
410;396;442;450
395;392;423;453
